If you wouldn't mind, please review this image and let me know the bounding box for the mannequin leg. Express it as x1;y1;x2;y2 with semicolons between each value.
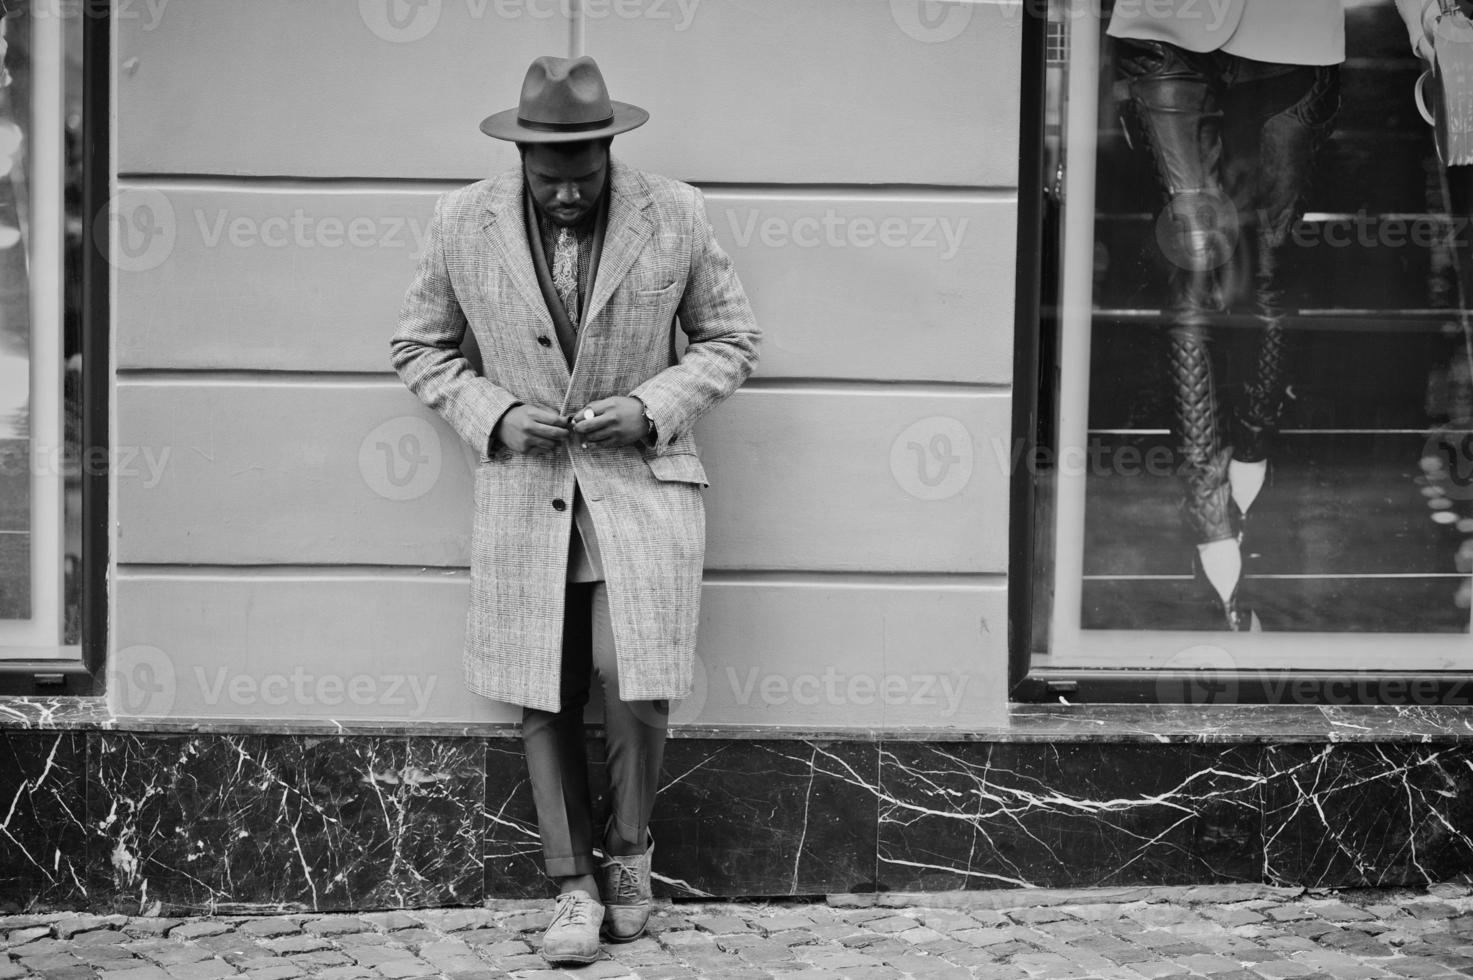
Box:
1232;65;1341;512
1122;41;1246;627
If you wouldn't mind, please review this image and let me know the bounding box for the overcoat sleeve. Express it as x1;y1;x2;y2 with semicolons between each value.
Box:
390;193;521;455
629;188;761;450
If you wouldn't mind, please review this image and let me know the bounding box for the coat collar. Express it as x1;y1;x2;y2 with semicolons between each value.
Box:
476;157;658;409
478;157;655;330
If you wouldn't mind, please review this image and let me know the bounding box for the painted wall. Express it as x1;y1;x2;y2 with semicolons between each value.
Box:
108;0;1020;728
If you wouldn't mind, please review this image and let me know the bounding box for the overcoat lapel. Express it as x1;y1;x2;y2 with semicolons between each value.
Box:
474;163;657;409
581;162;655;330
477;177;572;390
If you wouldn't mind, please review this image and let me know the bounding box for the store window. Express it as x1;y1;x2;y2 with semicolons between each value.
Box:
0;0;104;692
1017;0;1473;703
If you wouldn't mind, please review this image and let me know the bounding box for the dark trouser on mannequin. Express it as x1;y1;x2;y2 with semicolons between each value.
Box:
522;581;668;884
1118;39;1339;628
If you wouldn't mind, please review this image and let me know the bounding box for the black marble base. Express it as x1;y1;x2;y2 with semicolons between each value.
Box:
89;734;485;914
0;732;89;910
0;704;1470;911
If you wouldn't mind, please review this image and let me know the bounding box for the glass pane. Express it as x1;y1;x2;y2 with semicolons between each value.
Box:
1034;0;1473;671
0;14;35;627
0;6;83;657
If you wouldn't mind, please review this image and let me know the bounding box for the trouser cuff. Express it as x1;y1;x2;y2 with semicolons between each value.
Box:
609;814;648;852
543;852;597;879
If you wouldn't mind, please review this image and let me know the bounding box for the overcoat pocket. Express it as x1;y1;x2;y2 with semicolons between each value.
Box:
645;451;709;487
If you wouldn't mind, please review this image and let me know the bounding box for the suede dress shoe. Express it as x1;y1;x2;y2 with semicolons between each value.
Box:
541;889;604;965
599;833;654;942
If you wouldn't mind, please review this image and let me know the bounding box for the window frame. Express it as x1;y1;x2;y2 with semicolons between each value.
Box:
1007;2;1473;707
0;0;106;695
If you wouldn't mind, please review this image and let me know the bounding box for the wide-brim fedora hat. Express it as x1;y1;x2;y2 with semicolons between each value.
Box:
481;55;648;143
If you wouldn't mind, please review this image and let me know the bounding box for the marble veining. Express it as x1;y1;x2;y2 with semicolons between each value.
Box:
874;740;1473;893
87;734;485;913
4;696;1472;744
0;697;112;731
0;732;89;909
1261;742;1473;887
0;704;1470;910
877;741;1269;891
484;738;879;898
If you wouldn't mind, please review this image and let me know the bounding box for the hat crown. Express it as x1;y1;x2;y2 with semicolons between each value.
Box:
517;56;614;127
480;54;646;142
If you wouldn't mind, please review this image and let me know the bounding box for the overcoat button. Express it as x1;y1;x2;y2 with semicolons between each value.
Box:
552;498;567;511
537;335;553;347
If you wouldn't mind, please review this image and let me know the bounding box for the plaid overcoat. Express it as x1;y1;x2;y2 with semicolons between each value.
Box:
390;160;760;711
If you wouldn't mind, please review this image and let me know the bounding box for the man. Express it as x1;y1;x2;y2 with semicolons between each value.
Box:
390;56;759;964
1108;0;1342;628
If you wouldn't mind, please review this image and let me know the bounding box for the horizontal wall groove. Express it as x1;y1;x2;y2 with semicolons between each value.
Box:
116;564;472;581
116;370;1013;395
115;174;1017;202
116;565;1006;588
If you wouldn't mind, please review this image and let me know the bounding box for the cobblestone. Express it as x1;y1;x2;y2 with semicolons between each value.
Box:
0;887;1467;978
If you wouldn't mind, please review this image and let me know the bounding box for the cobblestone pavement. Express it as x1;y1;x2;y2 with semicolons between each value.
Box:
1;885;1471;980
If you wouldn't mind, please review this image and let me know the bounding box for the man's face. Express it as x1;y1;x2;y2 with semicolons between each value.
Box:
522;141;609;229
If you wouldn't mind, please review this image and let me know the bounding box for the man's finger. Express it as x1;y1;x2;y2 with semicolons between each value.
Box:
573;414;620;436
524;406;570;427
584;424;632;445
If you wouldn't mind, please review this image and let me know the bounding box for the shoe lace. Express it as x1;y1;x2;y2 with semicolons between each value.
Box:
605;857;642;902
553;892;598;927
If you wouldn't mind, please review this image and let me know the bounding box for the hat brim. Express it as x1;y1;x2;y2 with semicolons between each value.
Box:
479;101;649;142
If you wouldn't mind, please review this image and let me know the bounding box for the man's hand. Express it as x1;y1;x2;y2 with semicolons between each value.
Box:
570;396;652;449
494;404;570;457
